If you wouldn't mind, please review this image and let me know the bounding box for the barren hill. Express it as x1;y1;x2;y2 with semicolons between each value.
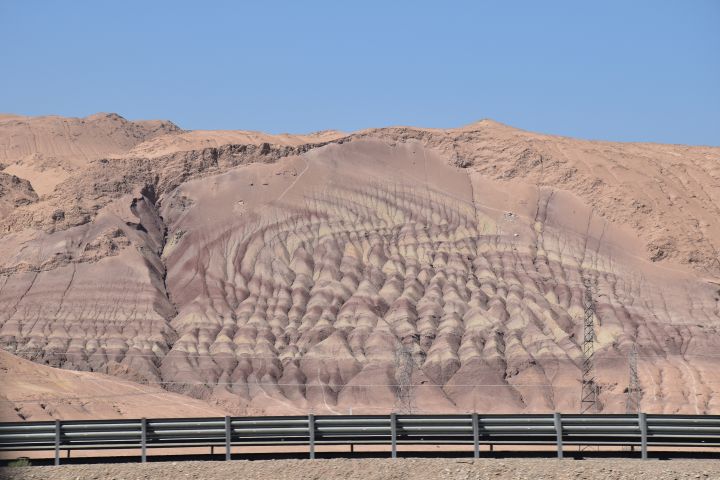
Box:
0;113;719;417
0;113;181;195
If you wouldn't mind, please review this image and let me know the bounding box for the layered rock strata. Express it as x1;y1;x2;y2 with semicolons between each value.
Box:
1;114;719;415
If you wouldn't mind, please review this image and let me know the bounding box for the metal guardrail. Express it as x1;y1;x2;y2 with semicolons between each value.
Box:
1;413;719;465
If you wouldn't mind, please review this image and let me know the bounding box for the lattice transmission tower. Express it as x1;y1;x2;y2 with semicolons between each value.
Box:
625;343;641;414
580;274;599;414
394;344;415;414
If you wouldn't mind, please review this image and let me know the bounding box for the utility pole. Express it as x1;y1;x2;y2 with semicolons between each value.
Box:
394;344;414;414
625;343;641;414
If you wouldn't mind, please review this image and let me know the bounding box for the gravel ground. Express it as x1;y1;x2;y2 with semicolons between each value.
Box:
1;458;719;480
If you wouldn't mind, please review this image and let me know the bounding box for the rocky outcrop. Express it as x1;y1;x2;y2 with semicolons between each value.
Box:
0;172;38;217
0;141;339;235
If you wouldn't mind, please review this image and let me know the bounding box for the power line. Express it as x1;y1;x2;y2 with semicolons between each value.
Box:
0;382;562;406
13;351;720;360
4;379;719;407
4;376;558;389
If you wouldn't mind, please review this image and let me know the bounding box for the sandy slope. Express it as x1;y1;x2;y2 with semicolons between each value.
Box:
0;113;719;418
0;349;228;421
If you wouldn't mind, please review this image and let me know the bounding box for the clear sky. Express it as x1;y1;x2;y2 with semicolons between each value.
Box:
1;1;718;145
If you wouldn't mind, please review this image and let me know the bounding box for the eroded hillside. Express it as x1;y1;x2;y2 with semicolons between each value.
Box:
1;114;719;416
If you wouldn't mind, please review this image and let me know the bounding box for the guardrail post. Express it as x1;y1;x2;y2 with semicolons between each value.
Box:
54;419;61;466
141;417;147;463
472;413;480;459
308;414;315;459
553;412;563;459
639;412;647;460
225;416;232;461
390;413;397;459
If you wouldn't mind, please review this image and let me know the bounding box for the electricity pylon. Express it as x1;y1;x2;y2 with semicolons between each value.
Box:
580;275;599;414
625;343;641;414
394;344;415;414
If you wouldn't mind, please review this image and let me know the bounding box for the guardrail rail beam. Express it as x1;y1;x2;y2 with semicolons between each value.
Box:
0;413;717;461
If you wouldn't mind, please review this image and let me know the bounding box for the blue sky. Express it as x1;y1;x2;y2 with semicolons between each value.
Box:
1;1;718;145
